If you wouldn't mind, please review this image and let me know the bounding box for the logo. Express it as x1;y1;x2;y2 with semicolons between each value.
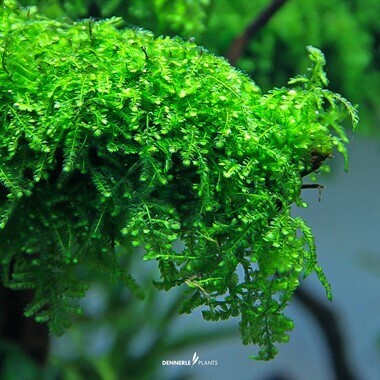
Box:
162;352;218;367
191;352;199;367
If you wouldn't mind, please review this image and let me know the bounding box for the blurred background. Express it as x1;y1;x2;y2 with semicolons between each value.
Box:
1;1;380;379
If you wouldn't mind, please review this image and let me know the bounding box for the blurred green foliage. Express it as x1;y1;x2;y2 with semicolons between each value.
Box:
18;0;211;38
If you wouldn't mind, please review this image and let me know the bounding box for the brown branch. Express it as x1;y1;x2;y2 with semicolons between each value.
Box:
294;286;359;380
227;0;289;65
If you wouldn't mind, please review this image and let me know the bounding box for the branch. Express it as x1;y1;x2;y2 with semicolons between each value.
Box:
294;286;359;380
227;0;289;65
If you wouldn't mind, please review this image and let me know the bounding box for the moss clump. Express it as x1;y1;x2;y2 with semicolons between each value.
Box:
0;2;357;359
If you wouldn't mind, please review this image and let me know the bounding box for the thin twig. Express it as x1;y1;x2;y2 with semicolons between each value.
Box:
227;0;289;65
295;286;359;380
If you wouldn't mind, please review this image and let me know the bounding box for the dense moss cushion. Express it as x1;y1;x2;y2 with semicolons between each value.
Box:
0;1;357;359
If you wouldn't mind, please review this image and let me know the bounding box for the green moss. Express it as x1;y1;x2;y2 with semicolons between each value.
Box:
0;2;357;359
